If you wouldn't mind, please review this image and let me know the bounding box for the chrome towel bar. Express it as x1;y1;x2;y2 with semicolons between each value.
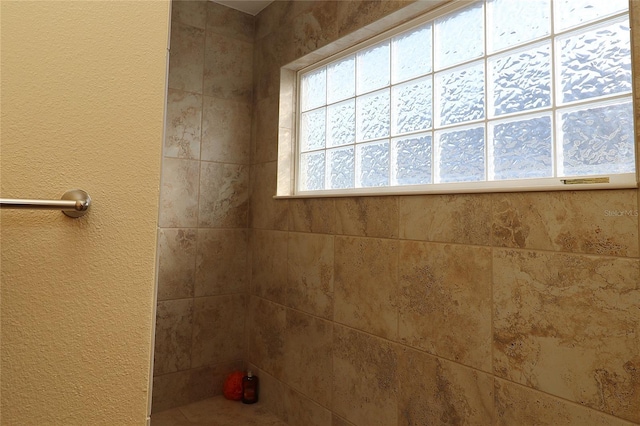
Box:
0;189;91;218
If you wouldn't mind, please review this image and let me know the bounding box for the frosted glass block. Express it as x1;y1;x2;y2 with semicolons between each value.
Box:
327;100;355;148
558;18;631;104
356;141;390;187
490;43;551;116
301;67;326;112
327;55;355;104
554;0;628;32
356;89;390;142
435;2;483;70
392;133;432;185
488;0;550;53
436;61;484;126
392;76;432;136
491;116;552;180
327;146;355;189
357;41;390;94
300;152;325;191
300;108;326;152
436;126;485;183
559;101;635;176
392;23;432;84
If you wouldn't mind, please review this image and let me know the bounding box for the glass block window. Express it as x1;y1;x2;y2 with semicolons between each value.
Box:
295;0;636;194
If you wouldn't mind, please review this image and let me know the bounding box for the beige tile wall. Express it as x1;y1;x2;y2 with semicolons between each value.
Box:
247;1;640;425
152;0;253;412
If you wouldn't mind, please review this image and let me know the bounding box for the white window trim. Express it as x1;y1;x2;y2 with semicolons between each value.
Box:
275;0;639;198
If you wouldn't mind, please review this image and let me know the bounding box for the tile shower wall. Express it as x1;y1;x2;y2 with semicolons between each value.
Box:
248;1;640;426
152;1;254;412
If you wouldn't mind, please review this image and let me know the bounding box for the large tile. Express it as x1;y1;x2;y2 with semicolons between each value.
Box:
191;295;246;368
336;0;413;38
171;0;207;29
284;310;333;408
495;379;634;426
168;21;205;94
334;236;399;339
493;249;640;423
335;197;399;238
201;96;251;164
157;228;196;301
251;95;279;164
332;415;355;426
283;386;332;426
249;162;289;231
250;230;288;305
289;198;336;234
150;406;190;426
398;241;493;372
287;232;334;319
332;325;399;426
398;347;495;425
250;366;287;420
292;1;339;59
492;190;639;257
399;194;492;245
179;395;287;426
247;297;286;380
203;32;253;103
206;1;255;44
195;229;248;297
164;89;202;160
159;158;199;228
154;299;193;375
198;162;248;228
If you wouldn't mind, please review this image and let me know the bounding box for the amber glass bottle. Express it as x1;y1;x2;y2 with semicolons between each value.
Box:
242;371;259;404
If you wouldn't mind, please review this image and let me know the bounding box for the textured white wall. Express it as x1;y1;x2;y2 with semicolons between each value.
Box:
0;1;170;424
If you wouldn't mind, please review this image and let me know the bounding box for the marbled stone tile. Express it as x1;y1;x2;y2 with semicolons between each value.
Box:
399;194;492;245
398;241;493;372
247;297;286;380
157;228;196;301
251;95;279;164
203;32;253;103
332;415;355;426
154;299;193;376
164;89;202;160
191;295;246;368
492;190;639;257
287;232;334;319
171;0;207;29
168;21;205;94
250;229;287;305
495;379;635;426
159;158;199;228
152;369;192;413
178;395;288;426
195;228;248;297
284;310;333;408
289;198;336;234
493;249;640;423
398;347;495;425
250;366;287;420
198;161;248;228
206;0;255;44
254;0;294;41
292;1;339;59
332;325;400;426
334;236;399;340
336;0;414;38
149;406;190;426
335;197;399;238
253;29;291;102
283;386;332;426
201;96;251;164
153;362;242;413
249;161;289;231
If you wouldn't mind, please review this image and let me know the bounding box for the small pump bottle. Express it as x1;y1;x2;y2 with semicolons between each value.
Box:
242;370;259;404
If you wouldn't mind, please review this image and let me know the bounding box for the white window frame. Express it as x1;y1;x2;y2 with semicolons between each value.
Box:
277;0;638;198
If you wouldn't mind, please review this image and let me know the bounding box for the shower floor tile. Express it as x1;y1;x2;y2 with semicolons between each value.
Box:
151;396;288;426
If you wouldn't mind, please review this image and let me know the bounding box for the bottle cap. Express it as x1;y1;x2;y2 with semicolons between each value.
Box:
247;370;253;377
